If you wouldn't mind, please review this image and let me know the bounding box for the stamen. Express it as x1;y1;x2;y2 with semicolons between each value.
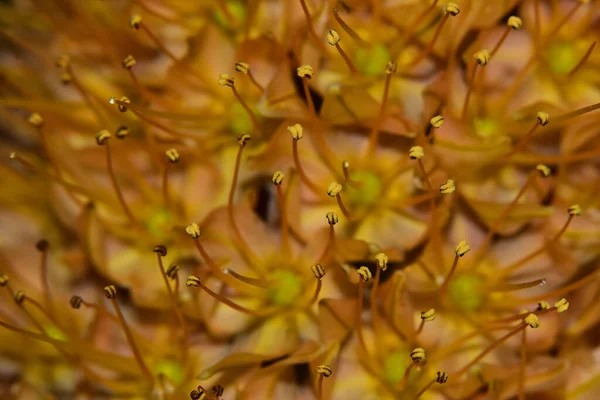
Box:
554;102;600;123
310;264;325;304
390;0;439;56
298;0;329;54
555;298;570;313
370;253;387;357
439;240;471;294
342;161;362;188
223;268;269;289
439;179;456;194
163;148;179;210
355;266;372;354
327;29;357;74
289;124;322;195
327;181;353;220
217;74;260;133
318;212;338;262
35;240;53;319
462;50;490;121
332;8;367;45
503;112;549;158
491;278;546;292
543;0;585;44
235;61;264;92
316;364;332;400
365;61;395;157
568;41;596;76
415;371;448;399
416;308;436;335
490;16;522;57
272;171;290;257
397;348;427;388
519;322;527;400
103;285;155;383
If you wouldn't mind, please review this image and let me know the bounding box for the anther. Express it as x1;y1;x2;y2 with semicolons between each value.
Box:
35;239;49;252
56;55;70;69
436;371;448;384
190;390;202;400
430;115;444;128
524;313;540;328
117;96;130;113
185;223;201;239
537;112;550;126
312;264;326;280
153;245;167;257
474;49;491;66
14;290;25;305
537;300;551;310
27;113;44;128
61;72;72;85
212;385;224;397
555;298;569;313
272;171;285;186
103;285;117;299
235;62;249;74
316;365;333;377
237;133;251;146
375;253;388;271
421;308;436;322
288;123;303;140
95;130;111;146
327;29;341;46
357;266;372;282
386;61;397;75
508;16;523;30
455;240;471;257
0;273;8;287
70;295;83;309
411;347;426;364
327;181;343;197
165;148;180;163
326;212;339;225
115;126;130;139
166;264;179;280
297;65;314;79
122;55;136;69
409;146;425;160
536;164;552;177
568;204;582;216
217;74;234;87
186;276;201;287
130;15;143;29
445;2;460;16
440;179;456;194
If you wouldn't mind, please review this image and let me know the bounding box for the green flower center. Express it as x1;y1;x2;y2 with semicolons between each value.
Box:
448;274;484;312
547;41;578;75
346;170;383;208
214;1;246;28
473;117;499;139
231;102;253;135
383;350;410;385
154;358;184;385
145;208;174;239
267;270;302;306
354;43;391;77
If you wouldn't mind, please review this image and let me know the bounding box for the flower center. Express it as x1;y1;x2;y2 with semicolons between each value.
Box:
346;170;383;208
154;358;184;385
145;208;175;239
267;270;303;306
447;274;484;312
383;350;410;385
214;1;246;28
231;102;253;135
473;117;499;139
354;43;391;77
546;41;578;75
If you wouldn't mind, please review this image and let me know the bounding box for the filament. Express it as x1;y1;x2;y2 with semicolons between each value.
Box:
490;26;512;57
223;268;269;289
370;266;382;357
335;193;354;220
38;243;53;319
408;13;451;68
230;85;261;133
247;70;265;92
396;362;415;389
162;164;172;210
342;161;362;188
317;373;325;400
439;254;460;295
355;278;368;354
333;8;368;45
298;0;329;54
103;141;139;227
519;328;527;400
568;41;596;77
417;159;444;272
491;278;546;292
311;279;323;304
554;102;600;123
317;223;336;263
391;0;439;57
68;67;111;128
275;184;291;258
461;61;479;121
414;377;437;399
365;71;393;157
292;139;322;195
188;277;273;316
334;42;358;74
503;121;541;159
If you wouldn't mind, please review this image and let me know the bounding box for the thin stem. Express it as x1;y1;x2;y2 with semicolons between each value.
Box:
247;70;264;92
292;140;322;195
503;122;541;159
333;8;368;45
461;62;479;121
491;278;546;292
407;14;450;68
298;0;329;54
231;86;260;133
365;72;393;157
335;43;358;74
275;185;291;258
519;327;527;400
104;142;138;226
355;279;368;354
162;164;171;210
370;266;382;358
490;26;511;57
414;377;437;399
311;279;323;304
335;193;354;220
568;41;596;77
188;277;272;316
439;255;459;295
317;374;325;400
224;268;269;289
39;245;53;319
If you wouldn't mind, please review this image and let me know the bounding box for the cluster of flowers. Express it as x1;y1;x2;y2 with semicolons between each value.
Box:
2;0;600;398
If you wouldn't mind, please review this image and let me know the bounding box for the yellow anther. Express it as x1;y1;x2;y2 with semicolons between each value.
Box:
536;164;551;177
217;74;234;87
440;179;456;194
474;49;491;66
537;300;551;310
70;295;83;309
115;126;130;139
445;2;460;16
454;240;471;257
326;211;339;225
287;123;303;140
316;365;332;377
237;133;251;146
186;275;201;287
436;371;448;384
56;55;70;69
311;264;326;280
327;29;341;46
235;61;249;74
411;348;426;363
272;171;285;185
568;204;582;216
430;115;444;128
297;65;314;78
409;146;424;160
375;253;388;271
153;245;167;257
386;61;397;75
185;223;201;239
122;55;136;69
421;308;436;322
0;273;8;287
166;264;180;279
27;112;44;127
117;96;130;113
327;181;343;197
507;16;523;30
357;266;372;282
536;112;550;126
165;148;180;163
103;285;117;299
554;298;569;313
95;130;111;146
14;290;25;305
61;71;73;85
524;313;540;328
129;15;143;29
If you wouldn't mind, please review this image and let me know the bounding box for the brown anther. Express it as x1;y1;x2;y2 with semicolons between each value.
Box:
122;55;137;69
95;130;111;146
272;171;285;186
454;240;471;257
436;371;448;384
115;126;130;139
312;264;326;280
445;2;460;16
316;365;333;377
103;285;117;299
421;308;436;322
217;74;234;87
185;223;201;239
409;146;425;160
0;273;8;287
70;295;83;309
190;390;201;400
440;179;456;194
375;253;388;271
56;55;70;69
14;290;25;305
555;298;569;313
507;16;523;29
35;239;49;252
536;164;551;177
386;61;398;75
287;123;303;140
153;245;167;257
166;264;180;280
61;72;73;85
130;15;143;29
327;29;341;46
237;133;251;146
297;65;314;78
568;204;582;216
27;113;44;127
357;266;372;282
212;385;224;397
165;148;180;163
117;97;130;113
537;300;551;310
474;49;491;66
536;112;550;126
430;115;444;128
235;61;249;74
524;313;540;328
327;181;343;197
186;275;201;287
411;348;426;364
326;211;339;225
